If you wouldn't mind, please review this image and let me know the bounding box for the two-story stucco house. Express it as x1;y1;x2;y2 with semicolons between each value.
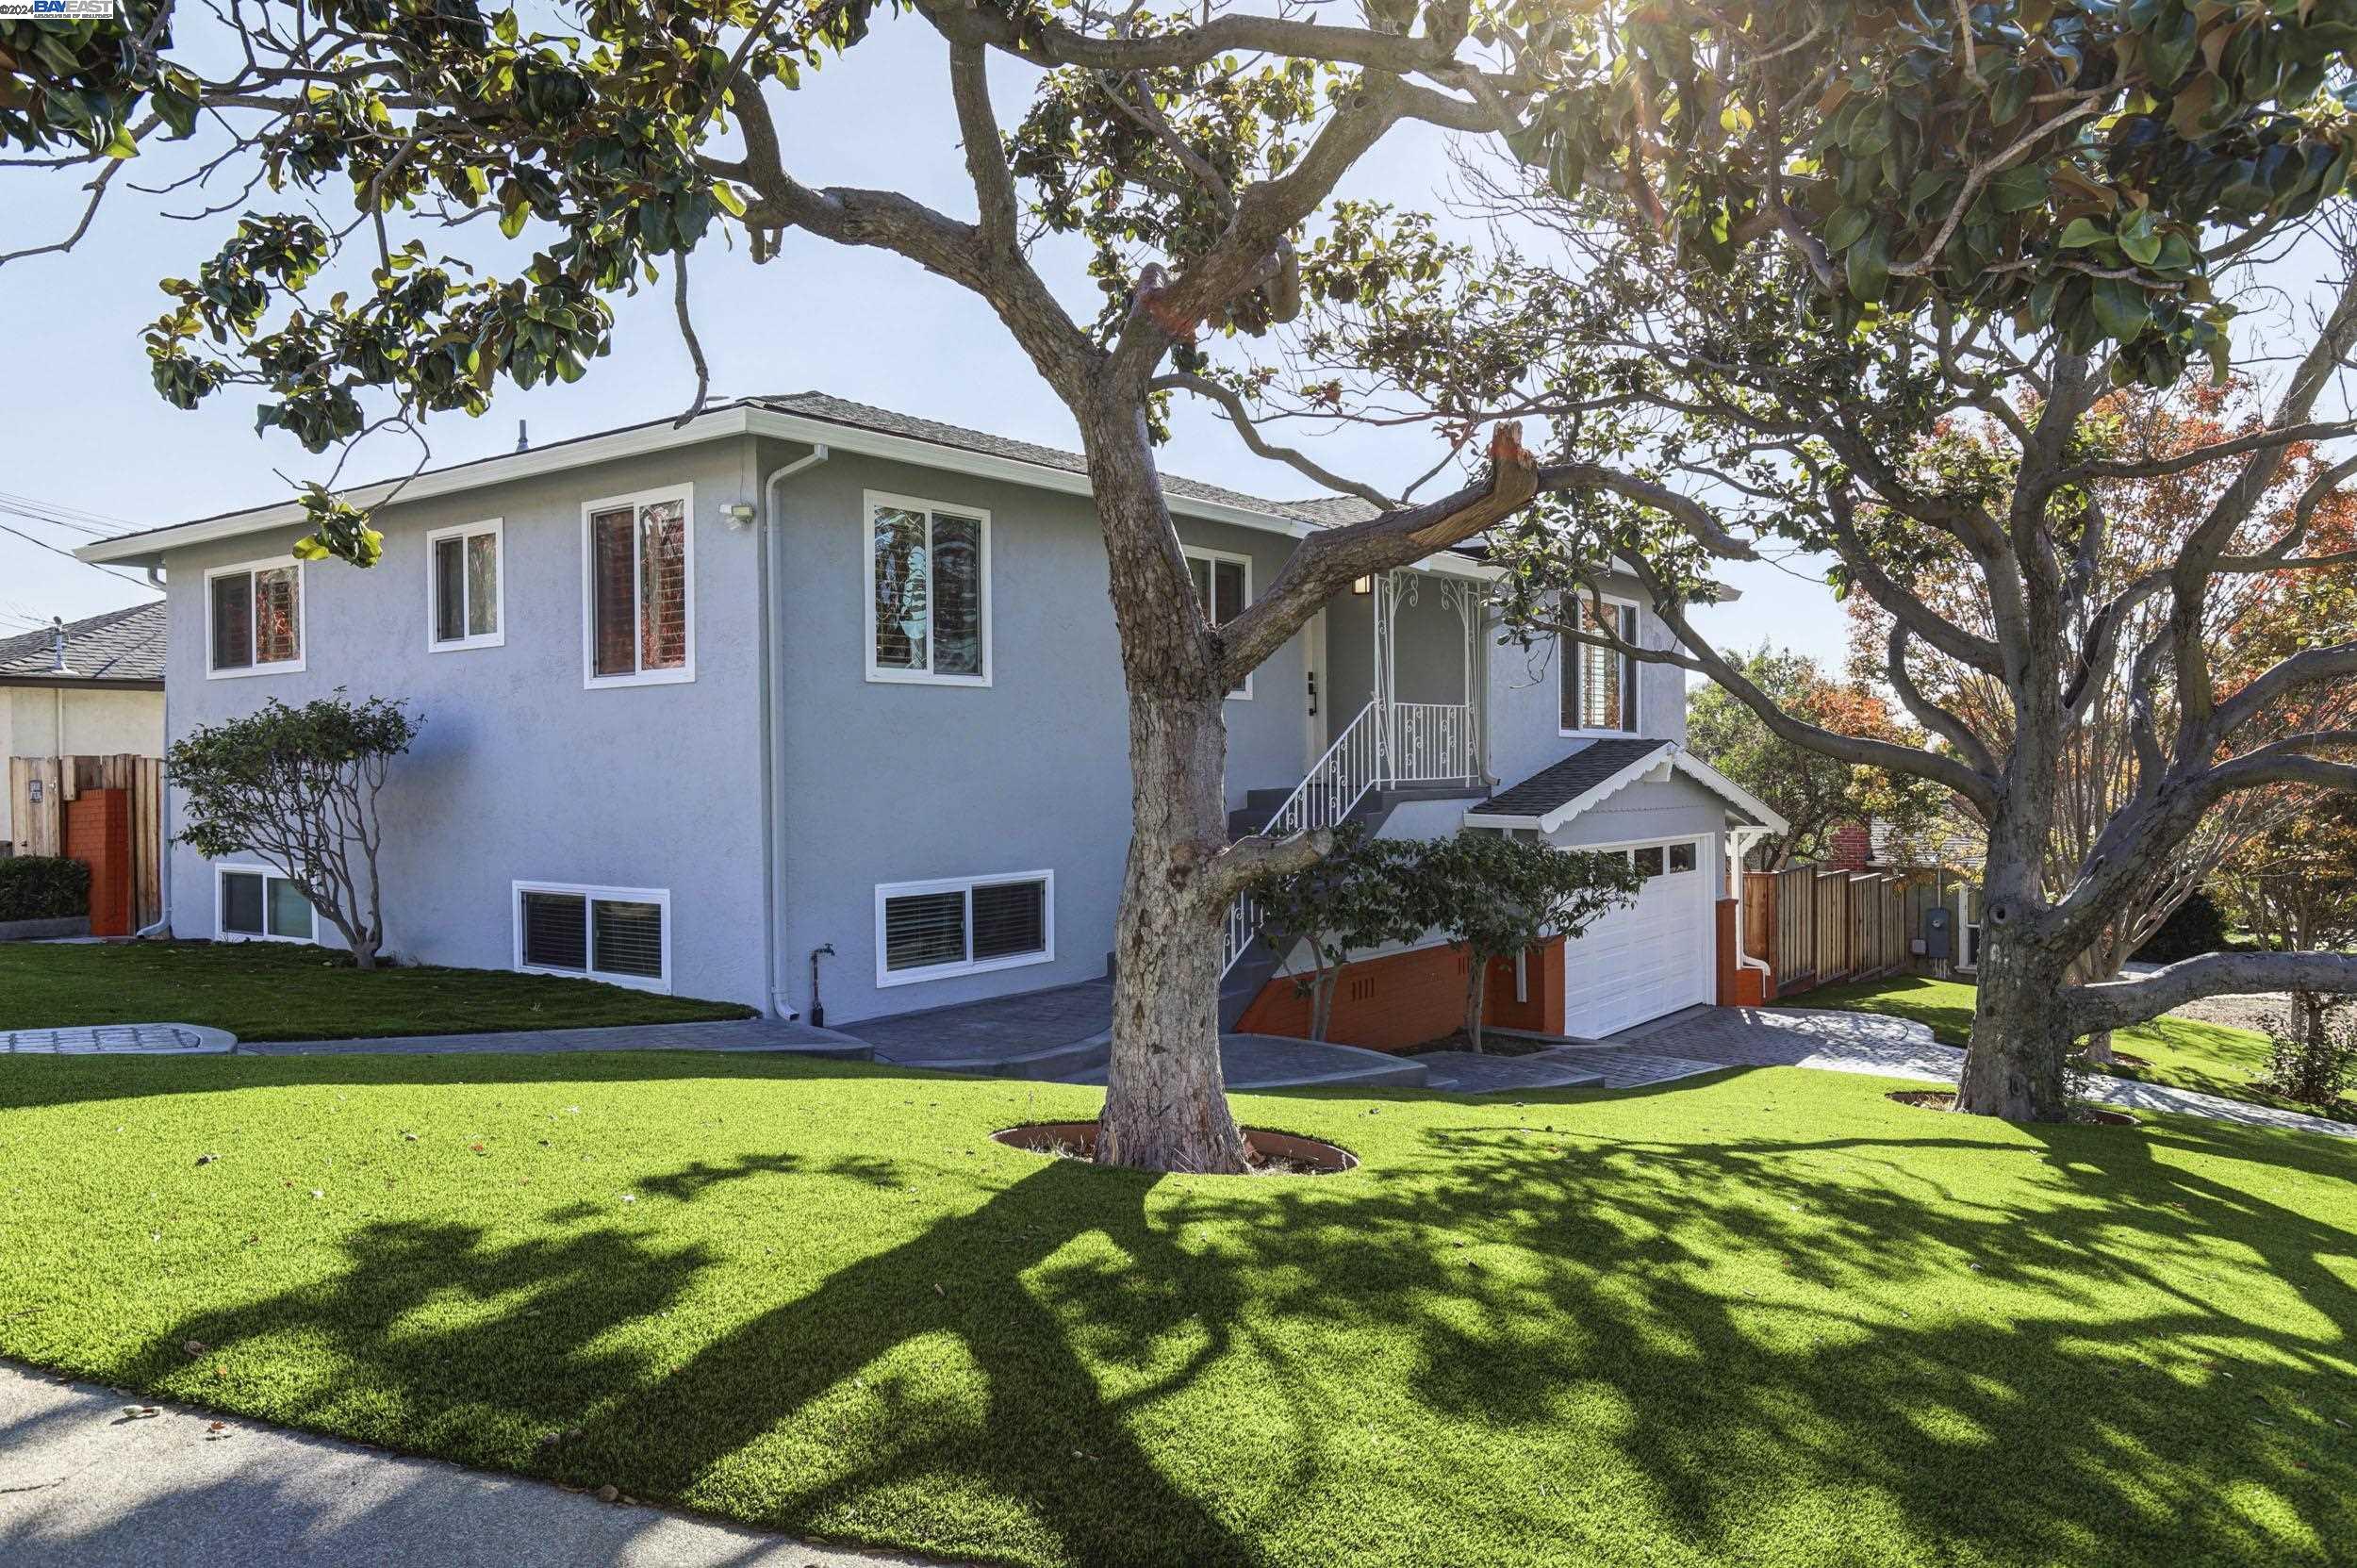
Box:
77;393;1779;1042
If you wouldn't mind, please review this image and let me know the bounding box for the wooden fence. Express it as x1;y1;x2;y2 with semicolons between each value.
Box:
1740;865;1918;999
6;753;165;931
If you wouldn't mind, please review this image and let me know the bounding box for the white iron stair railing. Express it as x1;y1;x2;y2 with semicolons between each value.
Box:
1219;701;1383;977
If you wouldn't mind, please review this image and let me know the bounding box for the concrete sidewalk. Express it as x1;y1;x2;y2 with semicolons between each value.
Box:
0;1362;960;1568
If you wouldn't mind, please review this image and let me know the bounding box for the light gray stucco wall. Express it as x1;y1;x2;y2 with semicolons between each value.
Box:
160;437;773;1010
758;437;1322;1023
1484;568;1685;791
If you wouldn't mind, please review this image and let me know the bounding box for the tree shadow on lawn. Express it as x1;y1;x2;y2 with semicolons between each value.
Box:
111;1086;2357;1568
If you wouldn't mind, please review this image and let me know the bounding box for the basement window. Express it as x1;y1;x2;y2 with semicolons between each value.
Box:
876;871;1053;985
514;882;670;993
217;865;314;944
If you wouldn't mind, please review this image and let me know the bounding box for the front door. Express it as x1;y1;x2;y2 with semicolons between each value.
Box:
1303;609;1328;766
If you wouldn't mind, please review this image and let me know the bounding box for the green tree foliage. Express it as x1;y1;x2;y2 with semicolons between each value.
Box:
1687;646;1945;870
1241;825;1422;1042
169;693;419;969
1397;833;1641;1053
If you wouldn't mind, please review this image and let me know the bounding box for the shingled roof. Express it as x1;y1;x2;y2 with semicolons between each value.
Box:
0;601;166;685
748;391;1381;529
1473;739;1671;819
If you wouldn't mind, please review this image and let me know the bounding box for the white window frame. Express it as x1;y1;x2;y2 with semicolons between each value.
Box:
863;489;993;688
204;555;306;680
873;869;1054;987
214;863;316;945
511;880;673;994
1558;590;1640;738
424;518;506;652
1958;885;1981;972
1182;544;1254;700
580;484;696;690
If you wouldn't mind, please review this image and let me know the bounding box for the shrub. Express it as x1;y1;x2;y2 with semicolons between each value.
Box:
2132;891;2230;965
0;856;91;921
2260;995;2357;1107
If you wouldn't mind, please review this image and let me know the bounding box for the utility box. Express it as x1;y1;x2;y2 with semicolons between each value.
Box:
1920;905;1953;962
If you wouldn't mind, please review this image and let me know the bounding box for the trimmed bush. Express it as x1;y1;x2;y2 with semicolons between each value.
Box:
2132;891;2231;965
0;856;91;922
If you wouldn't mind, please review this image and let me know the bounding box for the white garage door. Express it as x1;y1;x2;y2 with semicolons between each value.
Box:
1558;838;1714;1039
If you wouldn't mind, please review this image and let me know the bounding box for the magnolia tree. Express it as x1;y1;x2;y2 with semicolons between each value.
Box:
1216;7;2357;1121
169;693;417;968
2;0;1662;1173
1839;384;2357;1059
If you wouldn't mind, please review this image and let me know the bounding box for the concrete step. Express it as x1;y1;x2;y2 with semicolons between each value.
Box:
1058;1033;1430;1091
873;1032;1112;1082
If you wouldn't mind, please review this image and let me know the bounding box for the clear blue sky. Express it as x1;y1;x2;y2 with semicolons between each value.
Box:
0;19;1842;667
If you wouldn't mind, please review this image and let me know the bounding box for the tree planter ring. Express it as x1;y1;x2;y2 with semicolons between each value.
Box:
992;1121;1358;1174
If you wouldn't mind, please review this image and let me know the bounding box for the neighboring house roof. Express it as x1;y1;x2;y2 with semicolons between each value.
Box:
1465;738;1787;834
0;601;166;688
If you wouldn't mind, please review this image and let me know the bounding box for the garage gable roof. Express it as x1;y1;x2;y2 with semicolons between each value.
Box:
1465;740;1787;834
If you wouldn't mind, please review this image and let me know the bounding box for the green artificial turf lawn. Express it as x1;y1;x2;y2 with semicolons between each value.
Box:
0;940;752;1042
4;1055;2354;1567
1793;974;2349;1123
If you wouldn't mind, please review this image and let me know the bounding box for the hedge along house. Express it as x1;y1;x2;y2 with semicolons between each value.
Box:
78;393;1781;1041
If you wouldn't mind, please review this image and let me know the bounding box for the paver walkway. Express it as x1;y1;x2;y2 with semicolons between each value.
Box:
239;1018;871;1058
1619;1006;2357;1139
0;1023;234;1055
838;980;1113;1063
0;1361;957;1568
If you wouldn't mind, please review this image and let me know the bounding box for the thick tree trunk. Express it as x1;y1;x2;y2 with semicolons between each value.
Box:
1096;687;1253;1175
1954;929;2076;1120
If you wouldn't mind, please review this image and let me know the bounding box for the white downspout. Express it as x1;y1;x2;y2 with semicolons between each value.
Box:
135;565;171;937
1727;826;1772;982
759;444;830;1019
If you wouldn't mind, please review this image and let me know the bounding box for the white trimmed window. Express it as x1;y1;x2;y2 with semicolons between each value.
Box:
1183;545;1252;698
427;520;503;652
216;865;314;943
206;557;305;678
866;490;990;686
875;870;1052;985
583;487;694;687
513;882;671;993
1560;593;1639;735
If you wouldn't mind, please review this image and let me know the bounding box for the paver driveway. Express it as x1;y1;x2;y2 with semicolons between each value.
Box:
1620;1005;2357;1139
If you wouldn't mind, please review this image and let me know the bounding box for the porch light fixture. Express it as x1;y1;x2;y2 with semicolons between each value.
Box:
1351;575;1373;595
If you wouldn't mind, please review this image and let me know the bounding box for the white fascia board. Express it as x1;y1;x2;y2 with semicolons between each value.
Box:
1462;740;1788;837
80;406;760;565
743;409;1317;541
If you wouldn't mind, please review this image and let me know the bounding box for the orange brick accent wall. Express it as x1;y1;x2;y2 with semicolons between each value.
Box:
1828;820;1874;870
1236;938;1564;1053
63;786;131;937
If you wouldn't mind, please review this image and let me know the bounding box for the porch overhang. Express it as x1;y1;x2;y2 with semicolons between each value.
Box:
1462;739;1788;835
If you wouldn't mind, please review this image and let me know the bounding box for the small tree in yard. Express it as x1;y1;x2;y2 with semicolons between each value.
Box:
2220;798;2357;1104
1687;646;1944;872
1399;834;1640;1054
170;694;418;970
1242;826;1420;1043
